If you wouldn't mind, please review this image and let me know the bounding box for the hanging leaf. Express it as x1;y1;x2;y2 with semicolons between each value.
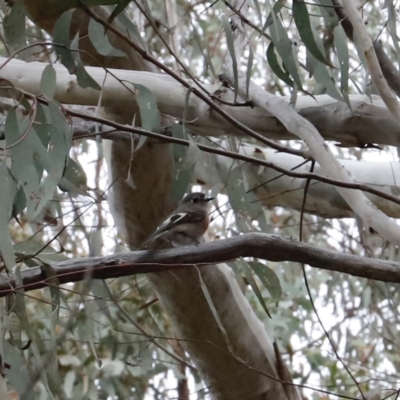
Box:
108;0;133;24
266;43;294;87
2;339;31;395
239;259;271;318
170;125;192;204
5;108;43;220
334;23;350;105
0;164;17;271
262;0;285;34
40;64;57;100
34;110;69;218
134;84;161;132
293;0;333;67
53;10;76;73
307;51;343;101
246;46;254;98
115;11;146;50
58;157;88;196
70;33;102;90
88;18;126;57
222;14;238;102
3;0;26;55
249;261;282;304
316;0;339;29
53;11;101;90
269;13;303;90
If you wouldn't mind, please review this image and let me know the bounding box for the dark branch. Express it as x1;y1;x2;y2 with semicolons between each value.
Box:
1;233;400;297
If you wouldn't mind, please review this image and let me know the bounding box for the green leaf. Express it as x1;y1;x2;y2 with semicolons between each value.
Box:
115;11;146;50
53;10;101;90
3;0;26;55
58;158;88;195
307;50;343;101
170;125;192;204
197;268;237;353
134;84;161;132
90;280;112;320
262;0;285;34
34;110;69;218
293;0;333;67
334;23;350;104
88;18;126;57
2;339;31;395
266;43;294;87
222;15;238;102
239;259;271;318
249;261;282;303
316;0;339;28
41;264;60;319
5;108;44;219
108;0;132;24
70;33;102;90
226;164;270;233
0;164;17;270
14;237;67;266
53;10;76;72
40;64;57;99
246;47;254;98
269;13;303;89
387;0;400;61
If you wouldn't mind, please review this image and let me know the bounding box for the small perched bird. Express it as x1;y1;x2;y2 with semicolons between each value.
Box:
141;192;214;249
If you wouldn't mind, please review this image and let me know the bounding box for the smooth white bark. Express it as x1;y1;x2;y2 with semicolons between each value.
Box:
1;57;400;146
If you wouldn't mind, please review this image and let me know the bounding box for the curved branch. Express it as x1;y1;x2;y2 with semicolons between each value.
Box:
342;1;400;121
2;233;400;297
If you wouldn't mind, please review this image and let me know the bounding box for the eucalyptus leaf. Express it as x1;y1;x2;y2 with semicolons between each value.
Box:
334;23;350;105
293;0;333;67
40;64;57;100
108;0;132;24
269;13;303;90
0;164;17;270
239;259;271;318
249;261;282;303
134;84;161;132
222;15;238;102
88;18;126;57
3;0;26;55
2;339;31;395
267;43;294;87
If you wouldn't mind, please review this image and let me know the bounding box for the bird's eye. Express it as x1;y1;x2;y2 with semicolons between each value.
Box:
192;197;199;203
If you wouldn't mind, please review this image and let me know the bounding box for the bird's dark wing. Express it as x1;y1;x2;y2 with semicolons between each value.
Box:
140;211;205;249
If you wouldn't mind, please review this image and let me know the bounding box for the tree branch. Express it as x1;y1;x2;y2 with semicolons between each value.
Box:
2;233;400;297
342;1;400;122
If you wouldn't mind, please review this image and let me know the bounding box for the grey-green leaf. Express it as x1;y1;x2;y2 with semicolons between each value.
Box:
249;261;282;303
293;0;333;67
88;18;126;57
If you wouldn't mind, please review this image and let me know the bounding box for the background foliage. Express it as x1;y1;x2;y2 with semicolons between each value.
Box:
0;0;399;399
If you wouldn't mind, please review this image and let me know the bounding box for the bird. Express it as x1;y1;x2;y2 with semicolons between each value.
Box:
140;192;214;249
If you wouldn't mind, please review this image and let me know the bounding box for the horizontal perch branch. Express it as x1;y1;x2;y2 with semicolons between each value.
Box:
1;233;399;297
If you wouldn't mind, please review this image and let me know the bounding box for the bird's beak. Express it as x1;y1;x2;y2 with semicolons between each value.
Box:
205;197;214;202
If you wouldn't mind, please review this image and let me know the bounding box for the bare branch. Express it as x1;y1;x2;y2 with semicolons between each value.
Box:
2;233;400;297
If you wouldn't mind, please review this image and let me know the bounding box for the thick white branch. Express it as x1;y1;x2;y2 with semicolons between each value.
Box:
1;57;400;146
